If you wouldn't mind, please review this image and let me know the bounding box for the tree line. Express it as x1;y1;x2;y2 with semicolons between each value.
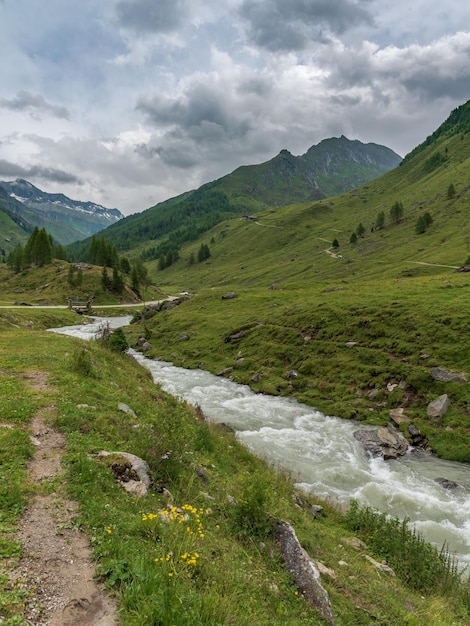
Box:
7;227;67;272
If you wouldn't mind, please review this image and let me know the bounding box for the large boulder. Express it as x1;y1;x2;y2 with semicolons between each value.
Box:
353;424;409;460
274;519;335;625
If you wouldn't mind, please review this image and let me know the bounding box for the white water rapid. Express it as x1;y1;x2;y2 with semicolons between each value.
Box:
49;316;470;568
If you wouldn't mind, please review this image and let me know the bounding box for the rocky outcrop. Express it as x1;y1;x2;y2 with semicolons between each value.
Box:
430;368;467;383
274;519;335;625
353;424;409;460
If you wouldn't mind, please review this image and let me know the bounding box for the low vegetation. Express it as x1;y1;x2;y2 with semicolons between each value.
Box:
1;309;469;625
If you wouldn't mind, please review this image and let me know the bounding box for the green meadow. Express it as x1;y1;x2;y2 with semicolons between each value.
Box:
1;309;470;625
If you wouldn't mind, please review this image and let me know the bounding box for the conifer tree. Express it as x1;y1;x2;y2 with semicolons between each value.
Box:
375;211;385;229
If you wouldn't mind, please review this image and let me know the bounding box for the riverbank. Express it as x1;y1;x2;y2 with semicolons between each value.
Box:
124;277;470;465
1;309;469;624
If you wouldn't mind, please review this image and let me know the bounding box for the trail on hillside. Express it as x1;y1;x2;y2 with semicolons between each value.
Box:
11;371;119;626
409;261;460;269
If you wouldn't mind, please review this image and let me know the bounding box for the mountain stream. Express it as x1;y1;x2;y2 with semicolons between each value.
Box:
49;316;470;568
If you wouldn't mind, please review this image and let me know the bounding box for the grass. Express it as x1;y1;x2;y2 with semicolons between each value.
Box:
0;308;469;624
0;260;162;307
125;271;470;463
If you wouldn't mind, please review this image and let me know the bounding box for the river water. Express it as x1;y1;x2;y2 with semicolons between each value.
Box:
49;316;470;568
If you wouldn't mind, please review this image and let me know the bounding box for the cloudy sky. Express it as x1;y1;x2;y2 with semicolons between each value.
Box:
1;0;470;215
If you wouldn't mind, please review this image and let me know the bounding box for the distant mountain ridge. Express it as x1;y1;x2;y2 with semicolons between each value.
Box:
0;178;123;246
67;135;401;261
218;136;402;207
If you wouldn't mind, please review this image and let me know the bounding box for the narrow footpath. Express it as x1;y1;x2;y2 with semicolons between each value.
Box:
11;371;119;626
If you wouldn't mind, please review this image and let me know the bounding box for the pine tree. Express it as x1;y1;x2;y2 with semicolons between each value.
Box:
131;266;140;296
390;201;404;224
349;232;358;244
7;243;24;273
112;265;124;293
197;243;211;262
101;266;111;291
423;212;433;227
356;223;365;238
415;215;426;234
447;183;456;199
376;211;385;229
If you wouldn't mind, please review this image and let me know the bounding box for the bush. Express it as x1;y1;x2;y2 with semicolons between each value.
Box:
108;328;129;352
71;347;97;378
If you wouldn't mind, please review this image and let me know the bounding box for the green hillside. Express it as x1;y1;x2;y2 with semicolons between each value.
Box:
0;208;28;258
67;136;400;264
120;100;470;464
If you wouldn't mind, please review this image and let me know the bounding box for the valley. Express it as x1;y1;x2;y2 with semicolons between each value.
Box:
2;101;470;624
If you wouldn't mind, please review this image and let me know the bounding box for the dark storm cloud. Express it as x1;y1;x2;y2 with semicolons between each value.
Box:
136;83;252;141
115;0;187;33
0;159;82;184
239;0;374;51
402;73;470;102
0;91;70;120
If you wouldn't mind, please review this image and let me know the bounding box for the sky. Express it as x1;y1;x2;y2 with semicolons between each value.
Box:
1;1;470;215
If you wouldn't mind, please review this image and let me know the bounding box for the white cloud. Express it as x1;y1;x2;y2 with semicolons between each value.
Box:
0;1;469;214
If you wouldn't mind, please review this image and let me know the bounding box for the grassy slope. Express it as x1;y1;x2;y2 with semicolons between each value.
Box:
0;209;28;254
126;119;470;463
0;309;468;625
0;260;163;307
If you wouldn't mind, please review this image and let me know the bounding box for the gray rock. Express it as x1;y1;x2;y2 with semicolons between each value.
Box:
118;402;137;418
217;367;234;377
141;341;152;352
345;341;359;348
342;537;368;551
408;423;429;448
434;477;459;490
353;424;409;460
294;493;323;519
274;519;335;625
98;451;152;496
427;394;450;421
389;408;409;425
225;330;245;342
285;370;298;380
430;368;467;383
364;555;395;576
434;477;458;489
222;292;238;299
177;333;190;341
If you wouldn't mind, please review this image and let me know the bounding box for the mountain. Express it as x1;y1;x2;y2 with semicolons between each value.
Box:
0;178;124;246
147;98;470;290
67;136;401;261
217;135;402;208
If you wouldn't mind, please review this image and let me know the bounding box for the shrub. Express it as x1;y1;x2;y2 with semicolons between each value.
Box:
346;500;463;597
71;347;97;378
108;328;129;352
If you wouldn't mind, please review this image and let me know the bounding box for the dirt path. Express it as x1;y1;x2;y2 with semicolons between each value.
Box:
409;261;460;269
12;371;119;625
